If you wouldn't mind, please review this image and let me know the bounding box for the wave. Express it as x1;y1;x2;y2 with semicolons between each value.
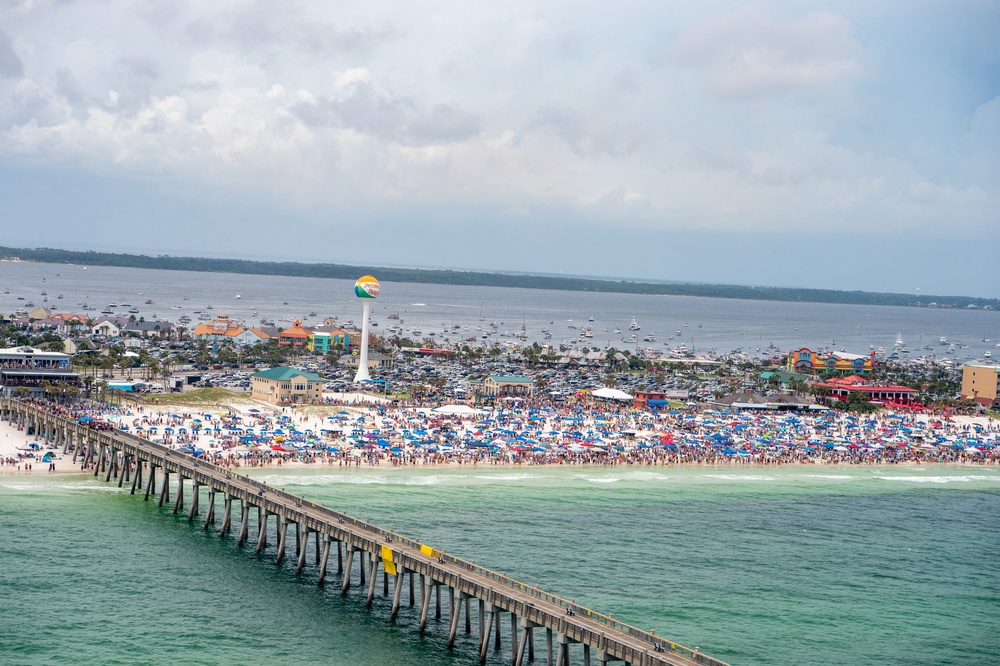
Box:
471;474;541;481
577;477;620;483
875;475;1000;484
799;474;855;480
702;474;776;481
258;474;442;486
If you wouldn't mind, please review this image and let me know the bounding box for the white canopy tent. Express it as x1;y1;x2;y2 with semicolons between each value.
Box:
591;387;634;401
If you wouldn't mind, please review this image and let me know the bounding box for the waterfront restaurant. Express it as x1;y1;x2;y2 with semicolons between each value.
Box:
814;375;918;405
250;366;324;404
0;346;80;398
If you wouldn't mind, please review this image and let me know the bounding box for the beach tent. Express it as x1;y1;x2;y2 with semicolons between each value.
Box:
591;387;634;401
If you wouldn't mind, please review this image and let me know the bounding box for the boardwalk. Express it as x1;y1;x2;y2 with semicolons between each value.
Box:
3;399;731;666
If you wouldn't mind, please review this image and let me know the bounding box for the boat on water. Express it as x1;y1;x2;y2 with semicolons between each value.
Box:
895;333;905;347
235;294;241;299
629;317;641;331
128;307;139;314
939;336;948;345
145;299;154;304
643;333;656;342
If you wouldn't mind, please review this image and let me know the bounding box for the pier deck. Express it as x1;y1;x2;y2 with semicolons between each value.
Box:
3;399;731;666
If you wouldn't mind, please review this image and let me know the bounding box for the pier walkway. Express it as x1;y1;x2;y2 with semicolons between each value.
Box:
3;399;731;666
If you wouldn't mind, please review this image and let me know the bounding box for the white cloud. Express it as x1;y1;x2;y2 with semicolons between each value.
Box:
673;6;864;98
0;0;994;255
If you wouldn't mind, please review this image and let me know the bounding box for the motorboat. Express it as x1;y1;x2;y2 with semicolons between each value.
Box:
629;317;641;331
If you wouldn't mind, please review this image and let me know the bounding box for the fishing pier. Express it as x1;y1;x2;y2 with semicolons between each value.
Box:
3;399;730;666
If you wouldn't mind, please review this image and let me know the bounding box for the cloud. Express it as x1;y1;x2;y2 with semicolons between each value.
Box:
673;7;864;98
0;29;24;78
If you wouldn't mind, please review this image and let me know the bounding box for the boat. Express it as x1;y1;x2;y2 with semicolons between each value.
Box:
120;302;132;307
128;307;139;314
145;299;154;304
57;294;63;299
387;313;400;320
939;336;948;345
643;333;656;342
985;351;993;358
629;317;641;331
235;294;241;299
40;291;47;295
895;333;905;348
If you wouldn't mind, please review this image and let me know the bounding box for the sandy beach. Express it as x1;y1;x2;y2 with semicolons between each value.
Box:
3;391;998;476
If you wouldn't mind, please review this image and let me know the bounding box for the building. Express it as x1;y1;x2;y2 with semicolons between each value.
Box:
711;392;821;411
786;348;875;375
338;352;394;371
633;390;689;409
961;364;1000;407
0;346;80;398
192;314;244;342
473;375;534;398
308;332;332;354
813;375;918;405
277;320;313;348
250;366;324;404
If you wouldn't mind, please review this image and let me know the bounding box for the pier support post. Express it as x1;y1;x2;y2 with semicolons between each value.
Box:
514;621;531;666
203;489;216;529
383;570;389;596
256;512;269;553
419;575;433;631
237;502;249;545
365;551;379;606
583;643;591;666
547;629;553;666
220;495;232;536
390;565;405;621
130;458;140;494
116;454;127;487
275;517;288;564
187;481;200;521
409;570;415;607
337;540;343;574
318;536;331;586
296;527;310;574
158;470;170;507
480;604;496;664
173;476;185;514
511;613;519;662
145;466;155;501
495;608;502;649
134;460;144;494
341;548;355;595
448;591;465;649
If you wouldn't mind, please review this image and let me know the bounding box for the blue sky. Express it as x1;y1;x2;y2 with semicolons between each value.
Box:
0;1;997;296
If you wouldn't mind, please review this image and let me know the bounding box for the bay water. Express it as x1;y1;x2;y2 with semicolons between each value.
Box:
2;465;998;665
1;262;998;358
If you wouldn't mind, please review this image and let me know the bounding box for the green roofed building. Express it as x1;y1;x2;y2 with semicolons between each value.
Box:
251;366;324;404
475;374;534;398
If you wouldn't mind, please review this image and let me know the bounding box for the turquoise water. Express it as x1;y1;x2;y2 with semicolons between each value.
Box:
2;465;999;665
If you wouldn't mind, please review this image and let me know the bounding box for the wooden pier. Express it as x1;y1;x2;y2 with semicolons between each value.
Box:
3;399;731;666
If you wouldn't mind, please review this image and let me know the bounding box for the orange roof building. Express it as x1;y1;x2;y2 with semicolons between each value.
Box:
278;320;313;348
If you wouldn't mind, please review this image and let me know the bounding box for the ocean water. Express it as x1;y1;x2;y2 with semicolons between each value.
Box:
2;465;998;666
1;261;998;358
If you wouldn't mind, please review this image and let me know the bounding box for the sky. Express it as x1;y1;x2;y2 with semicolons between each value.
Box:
0;0;998;297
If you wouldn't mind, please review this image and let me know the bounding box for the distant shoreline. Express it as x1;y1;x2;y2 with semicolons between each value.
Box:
2;245;998;309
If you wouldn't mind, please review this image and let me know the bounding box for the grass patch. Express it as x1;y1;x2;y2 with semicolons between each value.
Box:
138;388;259;409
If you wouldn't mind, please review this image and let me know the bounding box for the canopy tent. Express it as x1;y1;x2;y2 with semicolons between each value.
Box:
591;387;634;401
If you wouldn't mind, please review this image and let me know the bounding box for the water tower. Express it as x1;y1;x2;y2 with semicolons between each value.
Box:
353;275;380;382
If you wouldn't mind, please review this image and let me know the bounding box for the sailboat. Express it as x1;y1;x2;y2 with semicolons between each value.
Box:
895;333;905;348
